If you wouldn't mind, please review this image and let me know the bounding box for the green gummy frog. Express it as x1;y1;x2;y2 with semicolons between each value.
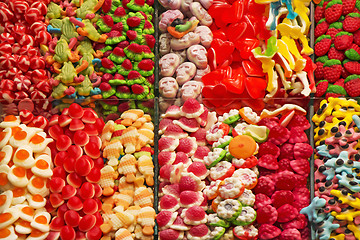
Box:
76;75;93;96
61;18;79;42
52;83;68;99
78;19;107;43
49;19;63;29
55;62;77;85
54;39;72;63
47;2;63;19
76;0;101;19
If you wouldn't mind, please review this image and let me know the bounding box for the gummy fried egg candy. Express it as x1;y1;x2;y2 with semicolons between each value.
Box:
27;176;48;197
30;211;50;232
0;225;18;240
0;115;20;128
31;156;52;178
0;191;12;214
0;165;12;191
0;206;20;229
29;132;53;153
15;219;32;234
26;229;49;240
8;165;29;187
0;145;13;166
9;126;40;148
11;187;27;205
13;146;35;169
0;128;12;149
27;194;46;209
17;204;34;222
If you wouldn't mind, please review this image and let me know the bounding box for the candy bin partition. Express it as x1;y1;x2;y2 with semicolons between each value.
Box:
157;97;315;240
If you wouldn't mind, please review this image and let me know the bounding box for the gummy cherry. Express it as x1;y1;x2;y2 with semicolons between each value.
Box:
58;114;72;128
83;123;98;136
73;131;89;146
56;135;72;151
94;118;105;133
58;203;69;219
67;196;83;211
49;177;65;193
69;119;85;131
49;193;64;208
93;157;104;169
75;156;91;176
64;210;80;227
68;103;84;119
54;151;68;167
60;226;76;240
82;110;96;124
63;157;76;173
79;214;96;232
79;182;95;199
67;145;83;160
88;136;101;149
93;183;102;198
93;211;103;226
48;125;63;140
86;167;101;183
62;185;76;200
84;142;101;159
49;216;64;231
67;172;84;188
86;226;102;240
76;231;86;240
82;198;98;215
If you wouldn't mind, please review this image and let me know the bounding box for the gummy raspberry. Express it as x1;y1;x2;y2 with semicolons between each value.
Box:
258;142;280;158
287;114;310;130
299;226;311;239
293;174;308;186
293;143;313;160
277;204;299;223
256;205;278;225
254;176;275;196
257;117;279;129
279;228;302;240
271;190;294;208
258;167;276;177
254;193;272;209
290;159;310;176
258;224;281;240
275;171;296;190
268;125;290;145
277;159;292;172
287;127;307;144
281;214;308;230
112;22;124;32
279;143;294;160
258;154;279;170
293;187;310;203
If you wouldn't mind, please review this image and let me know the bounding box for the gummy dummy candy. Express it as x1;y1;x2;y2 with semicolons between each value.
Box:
118;127;139;154
103;139;123;166
99;165;118;196
118;154;137;183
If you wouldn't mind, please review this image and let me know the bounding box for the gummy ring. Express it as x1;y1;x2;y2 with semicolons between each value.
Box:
207;213;230;228
217;199;242;221
233;225;258;240
232;156;258;169
206;123;231;145
204;180;222;200
210;161;235;181
218;177;245;199
231;206;257;226
233;169;258;190
228;135;257;159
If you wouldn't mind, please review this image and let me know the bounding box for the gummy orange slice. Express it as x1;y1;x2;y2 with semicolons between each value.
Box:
229;135;257;159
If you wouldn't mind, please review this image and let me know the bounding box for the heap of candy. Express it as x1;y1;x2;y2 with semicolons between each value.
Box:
0;114;53;239
158;0;213;110
0;0;53;115
97;0;155;111
46;103;105;240
156;98;217;239
254;104;312;239
302;97;360;239
45;0;105;103
99;109;156;239
201;107;265;239
314;0;360;98
200;0;315;108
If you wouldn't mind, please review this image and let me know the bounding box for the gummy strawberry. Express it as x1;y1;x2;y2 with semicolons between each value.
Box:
328;44;345;61
343;0;356;14
279;143;294;160
287;114;310;131
335;78;346;87
268;125;290;145
277;158;292;172
314;2;326;23
275;171;296;190
287;127;307;144
279;228;302;240
254;193;272;209
334;32;353;50
343;12;360;32
281;214;308;230
145;34;155;49
314;19;329;38
258;224;281;239
323;59;342;83
345;43;360;61
290;159;310;176
325;84;347;98
277;204;299;223
299;227;311;239
256;205;278;224
257;117;279;129
315;35;332;56
344;59;360;74
315;56;328;80
293;143;313;159
258;142;280;158
344;74;360;97
324;0;343;24
271;190;294;208
258;154;279;170
353;30;360;45
254;176;275;196
293;173;308;186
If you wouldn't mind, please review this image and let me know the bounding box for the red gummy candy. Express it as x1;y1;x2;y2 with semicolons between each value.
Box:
179;176;199;192
287;114;310;130
293;143;313;160
277;158;292;172
64;210;80;227
271;190;294;208
79;214;96;232
256;205;278;224
288;127;308;144
268;125;290;146
290;159;310;176
279;143;294;160
258;224;281;240
277;204;299;223
254;176;275;196
281;214;308;230
258;154;279;170
275;171;296;190
60;226;76;240
258;142;280;158
254;193;272;209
